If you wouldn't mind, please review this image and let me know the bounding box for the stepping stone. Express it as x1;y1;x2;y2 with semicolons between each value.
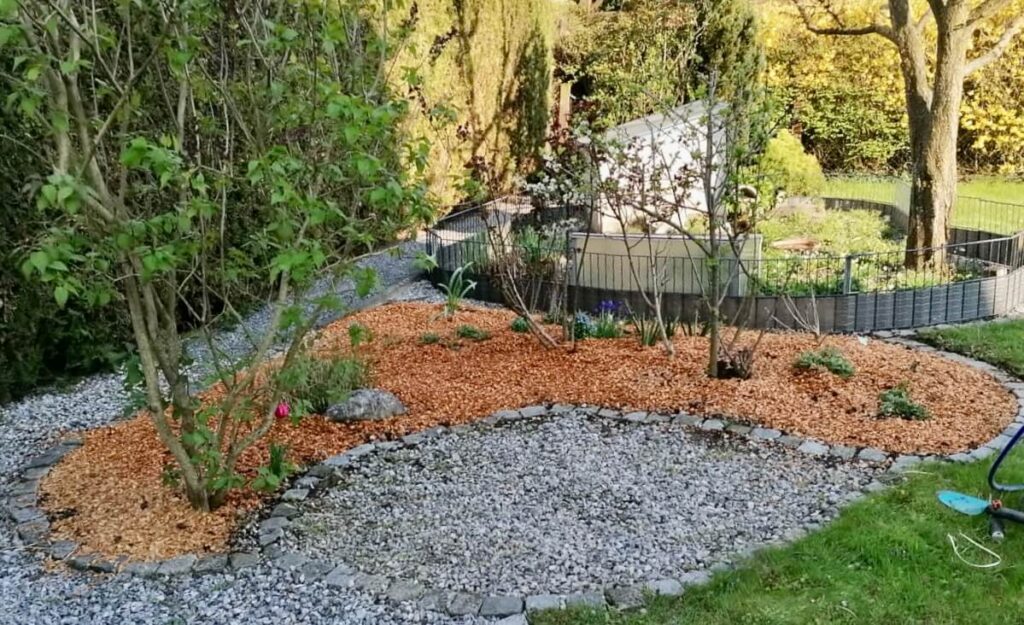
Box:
157;555;197;576
726;424;752;436
281;488;309;502
701;419;725;431
605;586;645;609
446;593;483;616
324;564;357;588
525;594;563;613
480;595;524;617
673;414;703;427
678;571;711;586
271;503;298;518
797;440;829;456
122;561;159;578
829;445;857;460
751;427;781;440
259;516;290;533
564;592;606;609
193;555;228;575
519;405;547;419
644;578;683;596
857;447;889;463
230;552;260;570
387;580;426;603
776;435;803;447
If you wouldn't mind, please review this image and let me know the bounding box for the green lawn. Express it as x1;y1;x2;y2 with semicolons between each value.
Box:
824;176;1024;234
536;322;1024;625
919;320;1024;381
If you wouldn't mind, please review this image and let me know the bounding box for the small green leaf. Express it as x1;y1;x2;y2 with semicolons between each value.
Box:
54;285;69;308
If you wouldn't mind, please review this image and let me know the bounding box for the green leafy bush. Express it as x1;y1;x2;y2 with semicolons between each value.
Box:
510;316;531;333
878;384;930;421
795;347;855;379
759;130;826;197
456;325;491;341
420;332;442;345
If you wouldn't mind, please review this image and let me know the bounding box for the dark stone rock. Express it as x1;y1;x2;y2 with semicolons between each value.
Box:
326;389;407;422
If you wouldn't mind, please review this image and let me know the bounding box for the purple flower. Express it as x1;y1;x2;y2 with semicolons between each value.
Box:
595;300;622;316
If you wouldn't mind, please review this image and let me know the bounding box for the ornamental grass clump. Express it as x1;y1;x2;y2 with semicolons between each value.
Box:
795;346;856;379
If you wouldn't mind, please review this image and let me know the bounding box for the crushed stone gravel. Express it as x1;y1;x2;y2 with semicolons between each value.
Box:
284;411;878;596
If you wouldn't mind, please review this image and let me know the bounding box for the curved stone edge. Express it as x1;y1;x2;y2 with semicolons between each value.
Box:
5;332;1021;618
246;402;891;620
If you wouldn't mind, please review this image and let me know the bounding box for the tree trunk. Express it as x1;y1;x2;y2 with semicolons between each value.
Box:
899;1;967;269
905;132;956;268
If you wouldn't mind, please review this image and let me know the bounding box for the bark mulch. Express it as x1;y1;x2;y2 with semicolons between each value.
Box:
40;302;1016;562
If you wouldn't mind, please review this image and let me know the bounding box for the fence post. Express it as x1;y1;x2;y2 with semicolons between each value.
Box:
842;255;855;295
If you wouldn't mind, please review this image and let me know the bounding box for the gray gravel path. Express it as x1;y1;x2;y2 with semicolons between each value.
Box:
285;412;877;596
0;243;498;625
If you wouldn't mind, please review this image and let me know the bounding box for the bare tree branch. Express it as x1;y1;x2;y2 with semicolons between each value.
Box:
968;0;1017;26
792;0;896;43
966;13;1024;75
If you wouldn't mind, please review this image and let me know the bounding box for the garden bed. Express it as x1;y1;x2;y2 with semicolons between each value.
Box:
39;302;1016;562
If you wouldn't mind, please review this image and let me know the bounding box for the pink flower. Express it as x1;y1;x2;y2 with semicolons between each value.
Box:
275;402;291;419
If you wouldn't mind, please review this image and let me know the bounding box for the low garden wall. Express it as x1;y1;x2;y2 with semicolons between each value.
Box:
426;194;1024;333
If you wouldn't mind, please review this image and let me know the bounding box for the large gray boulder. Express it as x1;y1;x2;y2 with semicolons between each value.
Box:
326;389;407;423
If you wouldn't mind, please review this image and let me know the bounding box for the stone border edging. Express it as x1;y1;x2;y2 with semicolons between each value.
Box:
5;335;1023;622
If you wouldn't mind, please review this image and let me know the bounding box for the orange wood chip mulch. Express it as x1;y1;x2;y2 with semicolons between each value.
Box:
40;302;1017;562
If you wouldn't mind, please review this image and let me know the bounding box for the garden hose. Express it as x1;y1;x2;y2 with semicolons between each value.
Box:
987;424;1024;492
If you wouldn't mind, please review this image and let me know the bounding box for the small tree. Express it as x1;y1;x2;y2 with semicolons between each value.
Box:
791;0;1024;267
3;0;431;511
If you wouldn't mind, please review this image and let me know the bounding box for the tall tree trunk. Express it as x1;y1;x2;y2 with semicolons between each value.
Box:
905;119;957;268
899;2;968;269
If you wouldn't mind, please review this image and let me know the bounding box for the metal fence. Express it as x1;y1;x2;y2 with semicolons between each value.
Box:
425;182;1024;333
